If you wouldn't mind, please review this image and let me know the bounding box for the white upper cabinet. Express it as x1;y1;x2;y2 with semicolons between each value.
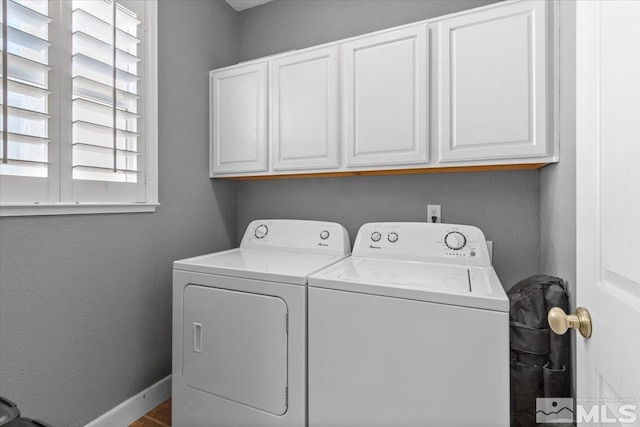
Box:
209;0;556;178
210;63;268;175
341;25;429;167
270;47;339;171
435;0;548;162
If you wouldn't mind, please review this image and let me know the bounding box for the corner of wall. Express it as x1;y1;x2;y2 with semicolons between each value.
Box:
540;0;577;302
539;0;577;401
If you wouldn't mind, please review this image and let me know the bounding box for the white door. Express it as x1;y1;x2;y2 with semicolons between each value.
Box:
435;0;548;162
210;63;268;175
270;47;339;171
575;1;640;424
341;25;428;167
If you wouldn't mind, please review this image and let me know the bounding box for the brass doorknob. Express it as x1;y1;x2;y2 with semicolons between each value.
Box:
548;307;592;338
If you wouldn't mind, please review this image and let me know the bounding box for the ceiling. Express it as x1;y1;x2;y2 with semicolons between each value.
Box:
225;0;274;12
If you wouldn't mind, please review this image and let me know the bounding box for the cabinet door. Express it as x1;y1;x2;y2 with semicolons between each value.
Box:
210;63;268;175
436;0;548;162
271;47;339;171
342;25;429;167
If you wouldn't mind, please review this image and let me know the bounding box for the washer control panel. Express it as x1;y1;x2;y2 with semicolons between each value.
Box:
241;219;351;256
353;222;491;267
444;231;466;250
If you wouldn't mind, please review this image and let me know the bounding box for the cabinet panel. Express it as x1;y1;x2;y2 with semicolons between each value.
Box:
342;25;429;167
271;47;339;171
437;0;547;161
210;63;268;175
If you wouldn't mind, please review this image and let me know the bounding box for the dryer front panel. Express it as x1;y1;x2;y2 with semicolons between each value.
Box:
182;284;288;415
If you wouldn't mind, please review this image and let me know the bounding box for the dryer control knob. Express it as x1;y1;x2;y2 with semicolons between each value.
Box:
371;231;382;242
254;224;269;239
320;230;330;240
387;232;399;243
445;231;466;250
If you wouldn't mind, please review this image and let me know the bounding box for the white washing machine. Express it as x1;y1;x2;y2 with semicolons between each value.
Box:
172;219;350;427
308;222;510;427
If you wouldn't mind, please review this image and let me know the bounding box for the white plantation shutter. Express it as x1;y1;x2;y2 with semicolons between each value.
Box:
71;0;144;202
0;0;52;201
72;0;139;179
0;0;157;212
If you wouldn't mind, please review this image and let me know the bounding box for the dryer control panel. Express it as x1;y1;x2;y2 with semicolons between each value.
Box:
353;222;491;267
241;219;351;256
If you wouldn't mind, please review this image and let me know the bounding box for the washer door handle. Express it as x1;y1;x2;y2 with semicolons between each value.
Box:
193;322;203;352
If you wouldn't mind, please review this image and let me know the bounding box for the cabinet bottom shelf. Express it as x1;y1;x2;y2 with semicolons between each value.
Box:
224;162;550;181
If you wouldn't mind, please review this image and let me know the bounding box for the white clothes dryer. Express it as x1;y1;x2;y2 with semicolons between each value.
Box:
172;219;350;427
308;222;510;427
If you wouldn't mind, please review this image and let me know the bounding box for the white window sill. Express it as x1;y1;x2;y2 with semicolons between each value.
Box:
0;202;159;217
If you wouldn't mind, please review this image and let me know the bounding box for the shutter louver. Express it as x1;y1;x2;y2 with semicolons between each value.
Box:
0;0;51;178
71;0;140;183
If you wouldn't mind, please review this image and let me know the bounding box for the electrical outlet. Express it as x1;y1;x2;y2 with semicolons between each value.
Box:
427;204;441;223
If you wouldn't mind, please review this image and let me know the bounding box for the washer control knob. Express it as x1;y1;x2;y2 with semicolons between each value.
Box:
445;231;466;250
254;224;269;239
320;230;330;240
387;232;399;243
371;231;382;242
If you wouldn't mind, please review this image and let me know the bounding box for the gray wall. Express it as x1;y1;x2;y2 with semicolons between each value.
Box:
236;0;541;289
238;0;500;62
541;0;576;320
540;0;576;394
0;1;239;425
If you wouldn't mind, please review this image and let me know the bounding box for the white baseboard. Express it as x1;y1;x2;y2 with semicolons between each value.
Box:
84;375;171;427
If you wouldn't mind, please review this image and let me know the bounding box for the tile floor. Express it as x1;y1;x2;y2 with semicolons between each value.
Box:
129;398;171;427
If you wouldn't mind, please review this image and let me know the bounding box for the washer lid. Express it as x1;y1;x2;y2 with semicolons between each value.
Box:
174;248;346;285
309;257;509;312
335;258;471;293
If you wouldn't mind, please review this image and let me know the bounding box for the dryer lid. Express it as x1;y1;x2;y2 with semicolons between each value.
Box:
174;248;346;285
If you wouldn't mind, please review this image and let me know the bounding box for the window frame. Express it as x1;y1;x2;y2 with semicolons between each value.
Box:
0;0;158;217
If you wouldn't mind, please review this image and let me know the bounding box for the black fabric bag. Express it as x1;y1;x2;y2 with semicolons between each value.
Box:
508;275;572;427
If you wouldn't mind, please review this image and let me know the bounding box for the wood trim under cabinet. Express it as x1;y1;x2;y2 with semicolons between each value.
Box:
226;163;549;181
